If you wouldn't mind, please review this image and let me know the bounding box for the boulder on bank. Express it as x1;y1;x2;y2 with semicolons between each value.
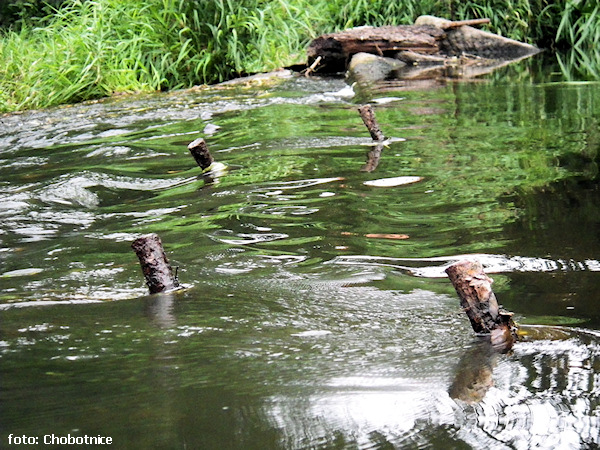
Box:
307;15;541;82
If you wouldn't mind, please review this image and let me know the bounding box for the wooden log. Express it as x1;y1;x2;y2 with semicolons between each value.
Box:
415;15;491;30
132;233;180;294
445;260;517;351
358;105;385;141
442;25;541;59
308;16;539;75
443;18;491;29
414;15;540;59
307;25;445;73
188;138;214;171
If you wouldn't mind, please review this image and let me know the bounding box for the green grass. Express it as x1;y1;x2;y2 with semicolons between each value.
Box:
0;0;320;112
0;0;599;113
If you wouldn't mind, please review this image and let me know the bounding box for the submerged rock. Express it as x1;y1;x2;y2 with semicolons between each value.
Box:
348;52;406;84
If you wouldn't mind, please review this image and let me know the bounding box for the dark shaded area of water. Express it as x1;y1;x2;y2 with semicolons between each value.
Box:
1;57;599;448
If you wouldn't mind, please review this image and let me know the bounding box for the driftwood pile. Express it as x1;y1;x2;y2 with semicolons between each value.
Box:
307;24;445;74
306;15;541;83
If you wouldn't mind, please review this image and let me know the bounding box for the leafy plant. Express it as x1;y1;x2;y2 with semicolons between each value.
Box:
1;0;599;113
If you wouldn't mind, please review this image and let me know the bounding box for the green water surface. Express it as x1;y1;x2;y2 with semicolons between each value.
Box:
1;57;599;449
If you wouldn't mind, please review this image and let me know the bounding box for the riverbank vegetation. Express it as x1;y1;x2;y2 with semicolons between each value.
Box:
1;0;598;113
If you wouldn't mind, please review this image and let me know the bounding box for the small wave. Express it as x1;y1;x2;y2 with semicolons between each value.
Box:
264;136;372;151
214;253;307;274
0;299;104;310
210;229;289;246
35;171;192;209
363;176;423;187
0;156;49;168
1;268;44;278
291;330;332;338
259;177;344;191
329;253;600;277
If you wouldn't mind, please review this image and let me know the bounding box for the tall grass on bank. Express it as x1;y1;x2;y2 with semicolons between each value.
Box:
556;0;600;79
1;0;600;113
0;0;318;112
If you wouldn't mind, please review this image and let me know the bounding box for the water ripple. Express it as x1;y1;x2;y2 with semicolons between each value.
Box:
329;253;600;277
258;177;344;191
210;229;289;246
0;299;104;310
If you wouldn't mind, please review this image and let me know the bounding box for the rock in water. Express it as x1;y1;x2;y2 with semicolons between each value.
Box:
348;52;406;84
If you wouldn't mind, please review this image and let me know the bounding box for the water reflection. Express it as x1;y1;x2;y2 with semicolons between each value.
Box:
267;382;458;448
468;334;600;449
144;292;176;328
263;333;600;449
449;341;497;404
1;68;600;448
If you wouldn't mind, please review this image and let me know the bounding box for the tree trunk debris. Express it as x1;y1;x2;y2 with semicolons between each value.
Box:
445;260;518;352
188;138;214;171
358;104;387;172
132;233;180;294
307;15;540;77
308;25;444;73
358;105;385;141
303;55;322;77
439;18;491;29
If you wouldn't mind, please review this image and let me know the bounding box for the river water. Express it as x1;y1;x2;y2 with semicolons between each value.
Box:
1;58;599;449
